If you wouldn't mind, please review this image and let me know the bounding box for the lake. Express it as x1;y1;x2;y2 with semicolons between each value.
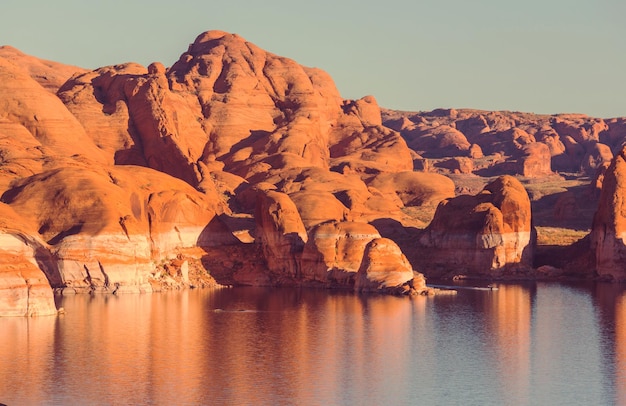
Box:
1;282;624;405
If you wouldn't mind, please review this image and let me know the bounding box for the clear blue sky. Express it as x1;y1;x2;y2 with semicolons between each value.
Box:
2;0;625;117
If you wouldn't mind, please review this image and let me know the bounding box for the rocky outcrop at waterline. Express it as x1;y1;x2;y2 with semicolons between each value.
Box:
418;175;534;277
255;190;426;294
0;204;58;317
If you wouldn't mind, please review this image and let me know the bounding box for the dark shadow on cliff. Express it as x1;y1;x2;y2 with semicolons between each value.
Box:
531;184;598;229
369;218;424;271
196;215;267;286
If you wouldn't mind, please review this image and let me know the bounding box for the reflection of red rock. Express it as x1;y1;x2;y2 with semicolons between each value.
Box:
616;293;626;405
419;175;533;275
488;285;531;399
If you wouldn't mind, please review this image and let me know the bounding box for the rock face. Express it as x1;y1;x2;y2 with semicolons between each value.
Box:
0;29;443;315
300;221;382;286
419;175;534;276
255;192;421;292
255;190;307;281
0;45;86;93
367;171;455;208
0;237;58;317
354;238;417;293
2;165;224;295
0;204;58;316
518;143;552;177
299;221;418;292
591;147;626;280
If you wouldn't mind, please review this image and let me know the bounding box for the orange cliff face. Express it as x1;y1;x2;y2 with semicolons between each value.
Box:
10;28;626;316
591;146;626;280
0;204;58;316
0;30;442;315
418;175;534;277
256;191;422;293
2;165;225;295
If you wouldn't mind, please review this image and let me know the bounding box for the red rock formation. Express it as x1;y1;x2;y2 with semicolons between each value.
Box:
552;115;607;144
581;143;613;176
0;57;108;166
468;144;484;159
381;109;622;179
0;118;45;193
400;124;470;158
518;143;552;177
59;62;208;185
367;171;455;207
12;27;622;315
0;203;58;316
553;191;579;222
2;165;224;293
354;238;416;293
0;46;86;93
57;30;413;190
300;221;381;287
591;147;626;280
255;190;307;281
419;175;533;276
436;157;474;174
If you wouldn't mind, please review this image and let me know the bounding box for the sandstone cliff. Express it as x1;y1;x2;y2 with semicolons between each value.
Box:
418;175;534;276
0;204;57;316
0;30;441;315
591;146;626;280
4;28;622;315
256;192;424;293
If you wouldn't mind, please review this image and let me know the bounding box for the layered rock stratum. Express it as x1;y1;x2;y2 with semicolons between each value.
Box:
2;30;626;315
0;31;434;316
591;146;626;281
418;176;533;276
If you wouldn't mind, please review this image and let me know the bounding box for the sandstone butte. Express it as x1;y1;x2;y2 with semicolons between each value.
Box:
591;146;626;281
418;175;533;277
1;31;626;316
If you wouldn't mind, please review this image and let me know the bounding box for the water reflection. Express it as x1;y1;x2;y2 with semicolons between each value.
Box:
0;284;623;405
591;283;626;406
0;314;57;404
486;284;533;403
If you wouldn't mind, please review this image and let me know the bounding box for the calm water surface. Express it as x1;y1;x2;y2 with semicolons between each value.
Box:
1;282;625;405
